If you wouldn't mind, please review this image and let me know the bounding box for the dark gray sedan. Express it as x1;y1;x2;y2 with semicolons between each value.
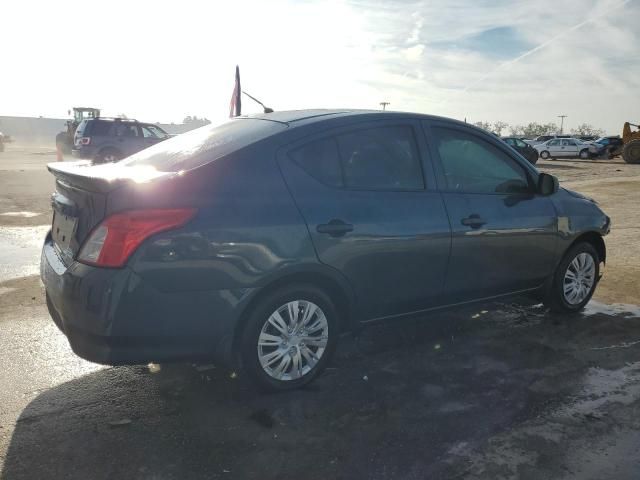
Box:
41;110;610;390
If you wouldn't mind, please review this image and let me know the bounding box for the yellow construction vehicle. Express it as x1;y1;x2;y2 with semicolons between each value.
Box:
622;122;640;164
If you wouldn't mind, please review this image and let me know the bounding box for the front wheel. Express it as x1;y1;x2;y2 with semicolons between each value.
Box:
240;284;339;391
579;149;590;159
544;242;600;313
540;150;550;159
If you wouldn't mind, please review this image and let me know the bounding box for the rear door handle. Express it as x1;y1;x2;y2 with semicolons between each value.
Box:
461;214;486;228
317;219;353;237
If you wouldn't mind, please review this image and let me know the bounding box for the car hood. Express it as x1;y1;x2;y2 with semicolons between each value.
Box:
562;187;598;204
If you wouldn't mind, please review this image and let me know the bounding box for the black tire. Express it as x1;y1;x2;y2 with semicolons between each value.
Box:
622;139;640;164
240;284;339;391
579;149;589;159
95;148;121;164
540;150;550;159
544;242;600;313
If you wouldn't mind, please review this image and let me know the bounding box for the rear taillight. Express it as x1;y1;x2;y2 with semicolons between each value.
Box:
80;137;91;145
78;208;196;268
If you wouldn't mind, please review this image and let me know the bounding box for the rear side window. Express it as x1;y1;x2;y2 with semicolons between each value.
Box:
290;138;342;187
115;123;140;137
290;125;424;191
121;119;287;172
87;120;113;136
338;126;424;190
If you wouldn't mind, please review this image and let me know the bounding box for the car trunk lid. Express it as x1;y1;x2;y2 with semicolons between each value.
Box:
47;160;174;265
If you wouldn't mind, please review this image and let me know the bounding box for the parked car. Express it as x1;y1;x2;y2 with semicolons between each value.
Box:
528;134;571;146
592;136;624;159
502;137;539;164
535;138;598;159
41;110;610;391
72;117;170;163
578;135;598;142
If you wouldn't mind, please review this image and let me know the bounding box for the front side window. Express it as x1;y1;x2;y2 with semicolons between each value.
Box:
515;139;528;148
432;127;530;194
548;139;560;146
141;125;168;138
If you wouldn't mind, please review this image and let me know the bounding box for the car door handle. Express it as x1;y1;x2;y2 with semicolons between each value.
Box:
317;220;353;237
461;215;486;228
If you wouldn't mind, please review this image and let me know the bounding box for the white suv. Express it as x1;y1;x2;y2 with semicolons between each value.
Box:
535;138;598;160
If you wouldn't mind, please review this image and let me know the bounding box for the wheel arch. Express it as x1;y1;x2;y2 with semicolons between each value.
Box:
568;231;606;264
231;268;356;363
96;145;122;159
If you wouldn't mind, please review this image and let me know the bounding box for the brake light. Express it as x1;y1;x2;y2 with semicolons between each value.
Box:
80;137;91;145
78;208;196;267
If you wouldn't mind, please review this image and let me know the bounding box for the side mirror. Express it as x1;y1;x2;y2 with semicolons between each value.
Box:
538;173;559;196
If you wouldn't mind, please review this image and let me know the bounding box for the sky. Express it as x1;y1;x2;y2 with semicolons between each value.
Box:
1;0;639;134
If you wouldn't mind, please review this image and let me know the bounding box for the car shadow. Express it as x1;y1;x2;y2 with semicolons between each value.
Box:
3;299;640;479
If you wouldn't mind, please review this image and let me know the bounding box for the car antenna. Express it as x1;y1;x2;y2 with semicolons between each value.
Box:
242;91;274;114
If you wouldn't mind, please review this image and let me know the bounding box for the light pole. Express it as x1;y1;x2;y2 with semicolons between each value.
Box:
558;115;567;134
380;102;390;111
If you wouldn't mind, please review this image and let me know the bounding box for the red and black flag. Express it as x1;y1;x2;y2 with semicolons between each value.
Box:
229;65;241;118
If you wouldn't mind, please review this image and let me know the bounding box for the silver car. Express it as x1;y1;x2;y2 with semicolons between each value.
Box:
535;138;598;160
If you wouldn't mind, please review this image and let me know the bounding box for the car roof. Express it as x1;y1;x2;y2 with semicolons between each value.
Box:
236;108;476;130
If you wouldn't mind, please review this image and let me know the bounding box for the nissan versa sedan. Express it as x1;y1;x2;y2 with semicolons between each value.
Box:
41;110;610;390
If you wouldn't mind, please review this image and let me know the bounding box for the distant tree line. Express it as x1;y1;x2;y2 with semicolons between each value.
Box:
182;116;211;127
471;121;605;138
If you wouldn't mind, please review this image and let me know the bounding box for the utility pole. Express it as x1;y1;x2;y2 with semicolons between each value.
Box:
558;115;567;134
380;102;390;111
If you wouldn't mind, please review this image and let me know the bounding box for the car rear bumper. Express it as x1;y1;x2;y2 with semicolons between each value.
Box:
41;233;248;366
71;147;96;159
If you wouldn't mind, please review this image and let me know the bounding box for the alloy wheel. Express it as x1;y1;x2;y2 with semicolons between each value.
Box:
257;300;329;381
563;252;596;305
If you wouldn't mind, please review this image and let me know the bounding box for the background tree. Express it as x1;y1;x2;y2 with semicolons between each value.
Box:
520;122;558;137
183;116;212;127
473;121;492;132
492;121;509;136
509;124;525;136
570;123;605;137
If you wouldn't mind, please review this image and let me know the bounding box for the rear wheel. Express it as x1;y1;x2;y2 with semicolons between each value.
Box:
240;284;339;391
540;150;550;159
622;139;640;164
95;148;121;164
544;242;599;313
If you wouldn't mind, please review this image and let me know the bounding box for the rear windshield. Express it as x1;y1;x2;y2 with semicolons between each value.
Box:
120;118;287;172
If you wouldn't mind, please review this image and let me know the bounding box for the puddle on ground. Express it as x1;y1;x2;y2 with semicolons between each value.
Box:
0;225;50;282
0;211;43;218
583;300;640;319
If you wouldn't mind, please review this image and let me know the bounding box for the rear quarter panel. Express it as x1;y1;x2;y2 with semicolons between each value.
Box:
125;141;324;295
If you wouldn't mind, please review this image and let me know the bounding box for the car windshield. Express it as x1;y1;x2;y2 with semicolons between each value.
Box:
120;118;287;172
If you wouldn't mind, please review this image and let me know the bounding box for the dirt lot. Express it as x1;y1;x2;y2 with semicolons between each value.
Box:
1;146;639;479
